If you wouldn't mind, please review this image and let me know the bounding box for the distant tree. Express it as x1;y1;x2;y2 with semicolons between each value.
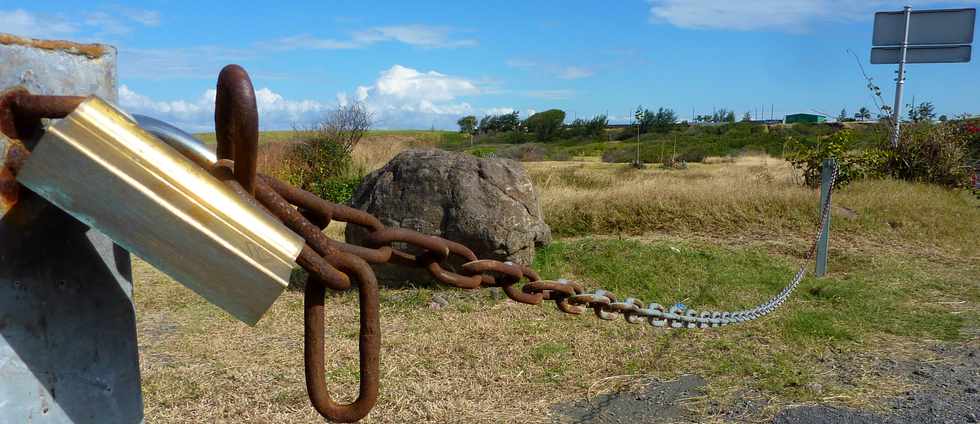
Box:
725;110;736;123
838;108;848;122
855;107;871;121
938;114;948;122
586;114;608;138
742;112;752;122
477;111;521;134
634;106;650;133
651;107;677;133
478;115;492;134
526;109;566;141
497;111;521;132
916;102;936;123
457;115;477;134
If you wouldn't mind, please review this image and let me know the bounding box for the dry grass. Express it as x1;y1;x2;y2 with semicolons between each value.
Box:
352;135;435;172
252;131;431;180
528;156;979;258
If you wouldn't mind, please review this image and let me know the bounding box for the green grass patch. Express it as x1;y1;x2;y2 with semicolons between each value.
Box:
533;238;969;345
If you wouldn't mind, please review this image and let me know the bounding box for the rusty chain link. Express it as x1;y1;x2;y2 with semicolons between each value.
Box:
2;65;839;423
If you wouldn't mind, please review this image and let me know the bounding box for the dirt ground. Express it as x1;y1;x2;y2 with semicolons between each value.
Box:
549;342;979;423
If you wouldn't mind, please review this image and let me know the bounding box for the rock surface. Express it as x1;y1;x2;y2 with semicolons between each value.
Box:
346;149;550;286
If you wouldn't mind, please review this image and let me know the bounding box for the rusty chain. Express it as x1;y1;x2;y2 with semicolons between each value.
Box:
1;65;839;423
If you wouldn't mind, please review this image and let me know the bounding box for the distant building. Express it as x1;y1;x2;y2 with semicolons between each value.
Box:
784;113;827;124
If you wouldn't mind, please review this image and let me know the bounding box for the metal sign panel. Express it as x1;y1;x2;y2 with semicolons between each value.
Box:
871;45;972;64
873;8;975;46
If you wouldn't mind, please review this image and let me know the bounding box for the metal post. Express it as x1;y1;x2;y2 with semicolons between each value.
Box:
635;122;640;165
890;5;912;148
0;34;143;423
815;159;834;277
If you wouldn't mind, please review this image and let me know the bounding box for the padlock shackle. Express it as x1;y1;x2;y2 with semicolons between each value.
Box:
214;65;259;195
133;114;217;169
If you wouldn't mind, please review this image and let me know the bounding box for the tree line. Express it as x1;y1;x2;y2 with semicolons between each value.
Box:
457;105;680;143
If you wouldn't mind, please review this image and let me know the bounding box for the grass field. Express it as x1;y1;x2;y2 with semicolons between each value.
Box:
136;139;979;422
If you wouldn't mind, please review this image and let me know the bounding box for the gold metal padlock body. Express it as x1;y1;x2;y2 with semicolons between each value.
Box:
17;96;303;324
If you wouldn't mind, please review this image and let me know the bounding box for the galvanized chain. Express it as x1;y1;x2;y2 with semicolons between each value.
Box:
270;161;839;330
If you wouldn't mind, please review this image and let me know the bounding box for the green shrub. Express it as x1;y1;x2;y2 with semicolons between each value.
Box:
884;122;973;188
307;175;363;204
284;103;370;203
469;146;499;158
676;146;708;163
498;144;547;161
787;130;887;187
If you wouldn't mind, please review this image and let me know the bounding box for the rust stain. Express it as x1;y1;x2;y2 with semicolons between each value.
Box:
1;138;29;213
0;33;109;59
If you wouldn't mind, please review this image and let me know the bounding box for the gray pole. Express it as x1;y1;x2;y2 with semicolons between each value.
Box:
635;119;640;165
815;159;835;277
890;5;912;148
0;35;143;423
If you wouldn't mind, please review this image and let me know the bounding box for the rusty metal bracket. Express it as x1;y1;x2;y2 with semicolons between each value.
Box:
0;88;85;217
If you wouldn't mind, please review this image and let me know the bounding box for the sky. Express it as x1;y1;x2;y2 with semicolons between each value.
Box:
3;1;979;131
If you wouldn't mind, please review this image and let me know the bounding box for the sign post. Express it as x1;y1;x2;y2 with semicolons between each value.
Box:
871;7;976;147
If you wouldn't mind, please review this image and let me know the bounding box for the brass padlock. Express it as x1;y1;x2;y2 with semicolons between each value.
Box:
16;96;303;324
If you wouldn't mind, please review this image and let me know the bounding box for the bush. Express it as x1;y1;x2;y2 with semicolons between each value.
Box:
787;130;888;188
469;146;498;158
884;122;973;188
601;148;634;163
676;147;707;163
284;103;371;204
498;144;547;161
306;175;363;204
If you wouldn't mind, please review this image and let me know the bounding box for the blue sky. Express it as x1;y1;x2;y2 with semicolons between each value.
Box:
4;1;978;130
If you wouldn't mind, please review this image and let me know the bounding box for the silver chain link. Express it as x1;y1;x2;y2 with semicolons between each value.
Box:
548;162;839;329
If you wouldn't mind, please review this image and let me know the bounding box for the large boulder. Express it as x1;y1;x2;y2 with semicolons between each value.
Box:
345;149;551;286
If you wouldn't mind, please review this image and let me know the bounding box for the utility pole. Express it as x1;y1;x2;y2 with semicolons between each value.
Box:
890;5;912;148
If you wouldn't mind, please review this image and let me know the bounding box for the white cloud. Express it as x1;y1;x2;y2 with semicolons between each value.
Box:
85;11;134;36
340;64;482;129
119;45;258;80
646;0;963;32
119;64;497;131
522;89;575;100
119;85;326;132
506;58;595;80
0;8;161;40
484;107;515;116
0;9;76;38
266;24;477;51
355;25;477;48
122;9;160;26
557;66;594;80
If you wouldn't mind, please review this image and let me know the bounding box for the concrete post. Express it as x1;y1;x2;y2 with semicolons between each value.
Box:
0;34;143;423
